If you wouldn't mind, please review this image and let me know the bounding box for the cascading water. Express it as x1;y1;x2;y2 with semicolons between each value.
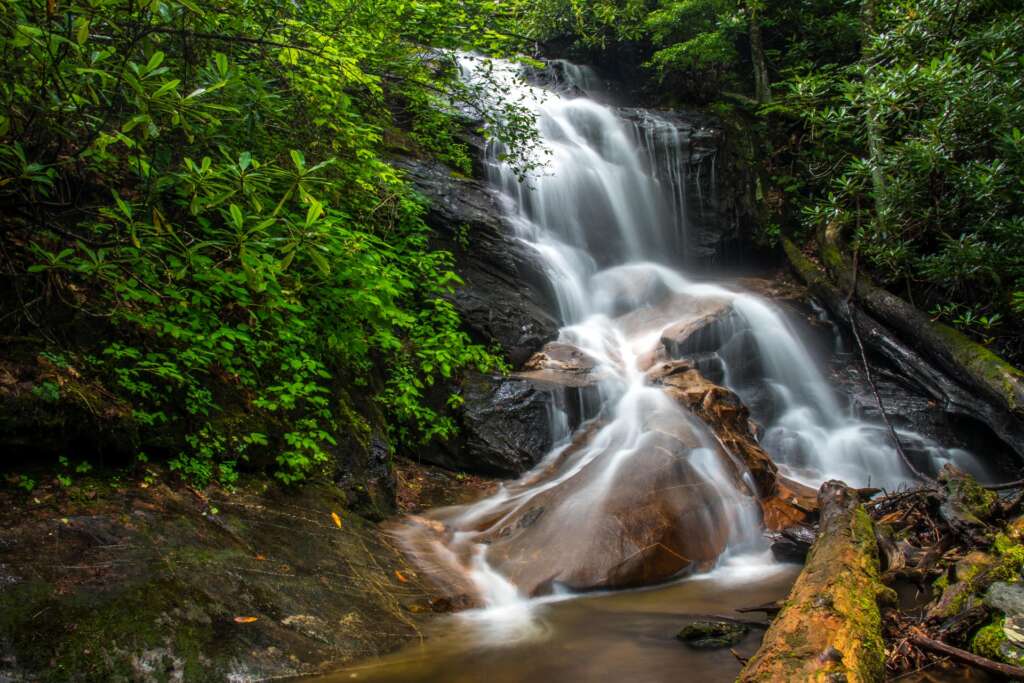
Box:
391;55;986;632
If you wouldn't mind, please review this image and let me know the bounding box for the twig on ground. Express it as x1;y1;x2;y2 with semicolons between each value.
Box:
909;630;1024;679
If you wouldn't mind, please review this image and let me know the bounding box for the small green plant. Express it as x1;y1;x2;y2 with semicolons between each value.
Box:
31;380;60;403
15;475;37;493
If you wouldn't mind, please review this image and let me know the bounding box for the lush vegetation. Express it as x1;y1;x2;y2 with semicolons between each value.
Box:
510;0;1024;359
4;0;1022;489
0;0;536;486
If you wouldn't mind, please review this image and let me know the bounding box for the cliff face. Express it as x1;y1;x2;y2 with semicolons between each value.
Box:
394;156;560;368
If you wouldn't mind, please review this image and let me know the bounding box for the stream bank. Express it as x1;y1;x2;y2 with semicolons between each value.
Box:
0;462;487;682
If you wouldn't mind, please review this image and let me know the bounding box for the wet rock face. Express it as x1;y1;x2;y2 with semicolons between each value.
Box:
394;157;558;366
458;374;555;477
647;361;778;498
616;108;758;270
416;372;559;478
395;408;746;599
518;341;605;388
394;364;813;601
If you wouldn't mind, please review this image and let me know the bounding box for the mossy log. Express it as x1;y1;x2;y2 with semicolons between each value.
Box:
739;481;890;683
783;238;1024;460
817;226;1024;454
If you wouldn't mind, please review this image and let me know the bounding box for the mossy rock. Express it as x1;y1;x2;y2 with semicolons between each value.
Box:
972;616;1024;667
676;620;748;649
939;465;998;524
928;551;995;619
0;478;430;682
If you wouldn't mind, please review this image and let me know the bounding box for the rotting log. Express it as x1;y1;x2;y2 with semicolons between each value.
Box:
818;227;1024;453
739;481;890;683
783;238;1024;460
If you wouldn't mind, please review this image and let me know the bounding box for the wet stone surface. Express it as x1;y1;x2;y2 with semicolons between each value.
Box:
676;620;750;649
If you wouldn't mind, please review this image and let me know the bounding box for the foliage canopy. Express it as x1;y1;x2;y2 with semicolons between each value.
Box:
0;0;534;484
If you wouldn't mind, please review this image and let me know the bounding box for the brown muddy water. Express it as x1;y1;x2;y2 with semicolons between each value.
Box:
312;557;798;683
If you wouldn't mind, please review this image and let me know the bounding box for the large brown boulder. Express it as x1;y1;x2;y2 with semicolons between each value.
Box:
392;392;759;599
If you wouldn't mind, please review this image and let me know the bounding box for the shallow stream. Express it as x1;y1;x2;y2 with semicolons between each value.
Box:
318;555;797;683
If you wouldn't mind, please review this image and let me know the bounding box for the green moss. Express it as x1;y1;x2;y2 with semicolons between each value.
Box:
0;576;225;682
972;617;1007;660
970;615;1024;667
991;534;1024;582
942;472;998;521
931;312;1024;410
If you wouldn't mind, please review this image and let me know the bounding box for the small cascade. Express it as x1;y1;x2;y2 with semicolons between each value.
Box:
394;55;986;627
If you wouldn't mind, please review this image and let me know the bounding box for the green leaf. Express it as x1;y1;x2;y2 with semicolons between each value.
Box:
74;18;90;44
145;51;165;74
229;204;244;230
112;191;132;219
153;79;180;98
214;52;228;77
305;200;323;228
309;249;331;276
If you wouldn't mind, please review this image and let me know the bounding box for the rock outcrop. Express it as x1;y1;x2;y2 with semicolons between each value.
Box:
396;406;751;598
395;157;558;367
432;372;557;478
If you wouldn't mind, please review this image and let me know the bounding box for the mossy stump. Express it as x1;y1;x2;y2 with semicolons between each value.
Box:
739;480;888;683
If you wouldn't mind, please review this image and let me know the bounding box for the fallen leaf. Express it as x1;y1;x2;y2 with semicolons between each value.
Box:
255;554;266;561
233;616;258;624
331;511;342;528
394;570;408;583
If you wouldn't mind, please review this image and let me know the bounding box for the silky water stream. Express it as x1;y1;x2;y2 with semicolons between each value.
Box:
315;57;991;682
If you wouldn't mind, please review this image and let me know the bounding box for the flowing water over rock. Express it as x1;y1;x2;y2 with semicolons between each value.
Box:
364;56;989;679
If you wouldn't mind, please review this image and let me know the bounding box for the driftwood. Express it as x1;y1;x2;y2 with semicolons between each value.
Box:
909;630;1024;679
783;238;1024;460
739;481;889;682
931;605;991;646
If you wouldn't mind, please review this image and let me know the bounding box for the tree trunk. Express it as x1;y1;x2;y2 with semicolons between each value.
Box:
748;5;771;105
860;0;888;225
817;230;1024;442
739;481;890;683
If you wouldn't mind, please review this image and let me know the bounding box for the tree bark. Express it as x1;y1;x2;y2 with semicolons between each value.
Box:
783;238;1024;460
910;631;1024;679
748;3;771;105
860;0;889;225
739;481;889;682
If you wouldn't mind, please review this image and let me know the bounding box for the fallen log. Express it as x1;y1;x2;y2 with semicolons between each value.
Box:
819;227;1024;458
909;630;1024;679
783;238;1024;461
739;481;890;682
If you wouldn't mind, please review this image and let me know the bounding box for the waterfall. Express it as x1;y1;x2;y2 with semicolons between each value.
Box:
395;55;985;624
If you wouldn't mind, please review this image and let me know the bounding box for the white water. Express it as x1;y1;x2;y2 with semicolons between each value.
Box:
415;55;986;632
